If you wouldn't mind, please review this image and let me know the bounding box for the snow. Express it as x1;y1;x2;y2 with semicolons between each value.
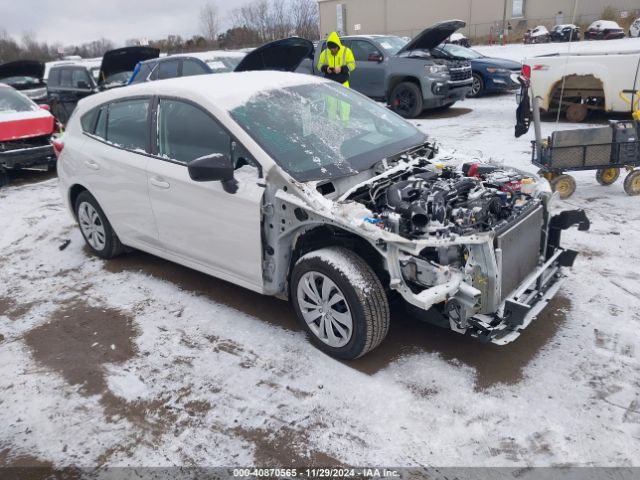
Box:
301;248;371;292
1;40;640;469
0;108;50;122
474;37;640;61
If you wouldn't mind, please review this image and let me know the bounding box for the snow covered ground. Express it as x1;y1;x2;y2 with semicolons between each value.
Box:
1;40;640;471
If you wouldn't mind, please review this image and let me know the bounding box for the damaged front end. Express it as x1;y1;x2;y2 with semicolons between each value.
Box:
339;151;589;344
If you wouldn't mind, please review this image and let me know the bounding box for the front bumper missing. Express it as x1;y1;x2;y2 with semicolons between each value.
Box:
467;247;566;345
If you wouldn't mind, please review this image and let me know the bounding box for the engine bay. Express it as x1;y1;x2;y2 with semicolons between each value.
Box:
347;159;540;239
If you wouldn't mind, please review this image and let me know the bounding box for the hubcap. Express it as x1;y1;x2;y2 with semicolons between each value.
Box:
78;202;106;251
297;271;353;348
601;168;618;183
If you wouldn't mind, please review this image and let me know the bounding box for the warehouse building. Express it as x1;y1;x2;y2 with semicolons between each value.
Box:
318;0;640;40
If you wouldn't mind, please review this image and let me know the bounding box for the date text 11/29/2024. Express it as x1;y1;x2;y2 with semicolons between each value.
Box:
232;468;401;478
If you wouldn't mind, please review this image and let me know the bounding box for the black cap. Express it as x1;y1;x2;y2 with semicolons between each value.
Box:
327;41;339;49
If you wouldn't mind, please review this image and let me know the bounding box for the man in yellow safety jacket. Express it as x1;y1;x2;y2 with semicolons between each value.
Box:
316;32;356;88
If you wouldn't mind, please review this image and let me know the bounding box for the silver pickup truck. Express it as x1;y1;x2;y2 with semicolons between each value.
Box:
304;20;473;118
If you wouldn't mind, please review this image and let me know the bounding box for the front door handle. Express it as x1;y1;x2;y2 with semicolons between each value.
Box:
150;176;170;189
84;159;99;170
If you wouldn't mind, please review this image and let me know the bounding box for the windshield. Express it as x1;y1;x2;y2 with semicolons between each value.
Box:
230;82;425;182
206;56;244;73
0;87;38;113
442;44;483;59
375;36;409;55
101;71;132;86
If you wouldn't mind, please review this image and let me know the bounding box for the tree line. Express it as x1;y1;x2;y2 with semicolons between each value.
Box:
0;0;319;63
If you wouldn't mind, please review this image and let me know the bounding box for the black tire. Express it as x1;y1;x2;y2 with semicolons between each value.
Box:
389;82;423;118
468;73;484;98
0;168;8;188
74;191;124;259
290;247;389;360
623;170;640;196
595;167;620;186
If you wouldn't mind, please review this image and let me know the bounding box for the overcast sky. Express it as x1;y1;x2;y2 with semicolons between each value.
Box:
0;0;248;46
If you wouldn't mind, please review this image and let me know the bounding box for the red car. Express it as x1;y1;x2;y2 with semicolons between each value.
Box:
0;83;57;186
584;20;625;40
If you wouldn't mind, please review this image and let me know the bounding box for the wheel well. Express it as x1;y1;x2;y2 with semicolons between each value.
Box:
289;226;389;289
69;184;88;217
550;74;605;105
387;76;422;98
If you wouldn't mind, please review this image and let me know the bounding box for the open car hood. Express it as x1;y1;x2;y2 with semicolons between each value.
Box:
234;37;314;72
397;20;466;54
99;46;160;82
0;60;44;81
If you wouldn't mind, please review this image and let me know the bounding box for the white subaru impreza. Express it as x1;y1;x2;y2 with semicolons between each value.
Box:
57;71;588;359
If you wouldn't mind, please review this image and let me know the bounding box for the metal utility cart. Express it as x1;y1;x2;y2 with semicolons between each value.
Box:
530;90;640;199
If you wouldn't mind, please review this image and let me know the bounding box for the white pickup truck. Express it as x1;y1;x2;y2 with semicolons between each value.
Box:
522;49;640;122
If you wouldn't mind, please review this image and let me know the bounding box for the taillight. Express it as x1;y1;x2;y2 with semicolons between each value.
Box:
522;64;531;80
52;138;64;159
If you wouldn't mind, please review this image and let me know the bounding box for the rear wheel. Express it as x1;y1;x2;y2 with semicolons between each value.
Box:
596;168;620;186
468;73;484;98
291;247;389;359
623;170;640;196
389;82;423;118
75;191;124;259
550;174;577;199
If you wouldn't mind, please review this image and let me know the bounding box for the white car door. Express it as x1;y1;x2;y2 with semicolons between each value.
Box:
80;98;160;249
146;98;265;292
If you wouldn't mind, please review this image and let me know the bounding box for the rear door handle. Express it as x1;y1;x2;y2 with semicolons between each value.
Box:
150;177;170;189
84;160;99;170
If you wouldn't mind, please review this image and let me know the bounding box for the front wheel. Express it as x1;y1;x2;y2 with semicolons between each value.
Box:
291;247;389;359
624;170;640;196
389;82;423;118
75;191;124;259
468;73;484;98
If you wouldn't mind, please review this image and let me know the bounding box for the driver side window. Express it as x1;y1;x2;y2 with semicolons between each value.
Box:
157;99;230;164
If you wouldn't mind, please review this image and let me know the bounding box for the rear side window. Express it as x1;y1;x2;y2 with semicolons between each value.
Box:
81;108;99;133
106;99;149;151
157;60;180;80
157;99;229;164
59;69;74;88
182;59;208;77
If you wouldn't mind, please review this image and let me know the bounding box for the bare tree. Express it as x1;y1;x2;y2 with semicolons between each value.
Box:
291;0;319;40
200;2;220;45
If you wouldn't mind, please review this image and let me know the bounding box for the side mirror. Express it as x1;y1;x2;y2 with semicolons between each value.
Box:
188;153;234;182
76;80;90;90
368;53;383;63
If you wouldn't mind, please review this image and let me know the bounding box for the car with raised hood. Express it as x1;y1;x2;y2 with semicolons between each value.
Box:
47;47;159;125
309;20;473;118
57;68;588;359
523;26;551;44
550;24;581;42
584;20;625;40
432;43;521;98
631;17;640;38
0;84;57;186
0;60;48;105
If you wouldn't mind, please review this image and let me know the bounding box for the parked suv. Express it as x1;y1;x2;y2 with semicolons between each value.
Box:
47;47;159;124
310;20;473;118
57;72;587;359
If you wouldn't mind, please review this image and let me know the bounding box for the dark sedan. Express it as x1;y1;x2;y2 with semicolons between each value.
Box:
584;20;625;40
434;43;521;98
550;24;581;42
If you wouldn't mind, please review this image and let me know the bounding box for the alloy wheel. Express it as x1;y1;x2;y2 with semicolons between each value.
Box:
78;201;106;251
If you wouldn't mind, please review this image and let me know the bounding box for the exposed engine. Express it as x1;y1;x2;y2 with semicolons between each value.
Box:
350;161;539;239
